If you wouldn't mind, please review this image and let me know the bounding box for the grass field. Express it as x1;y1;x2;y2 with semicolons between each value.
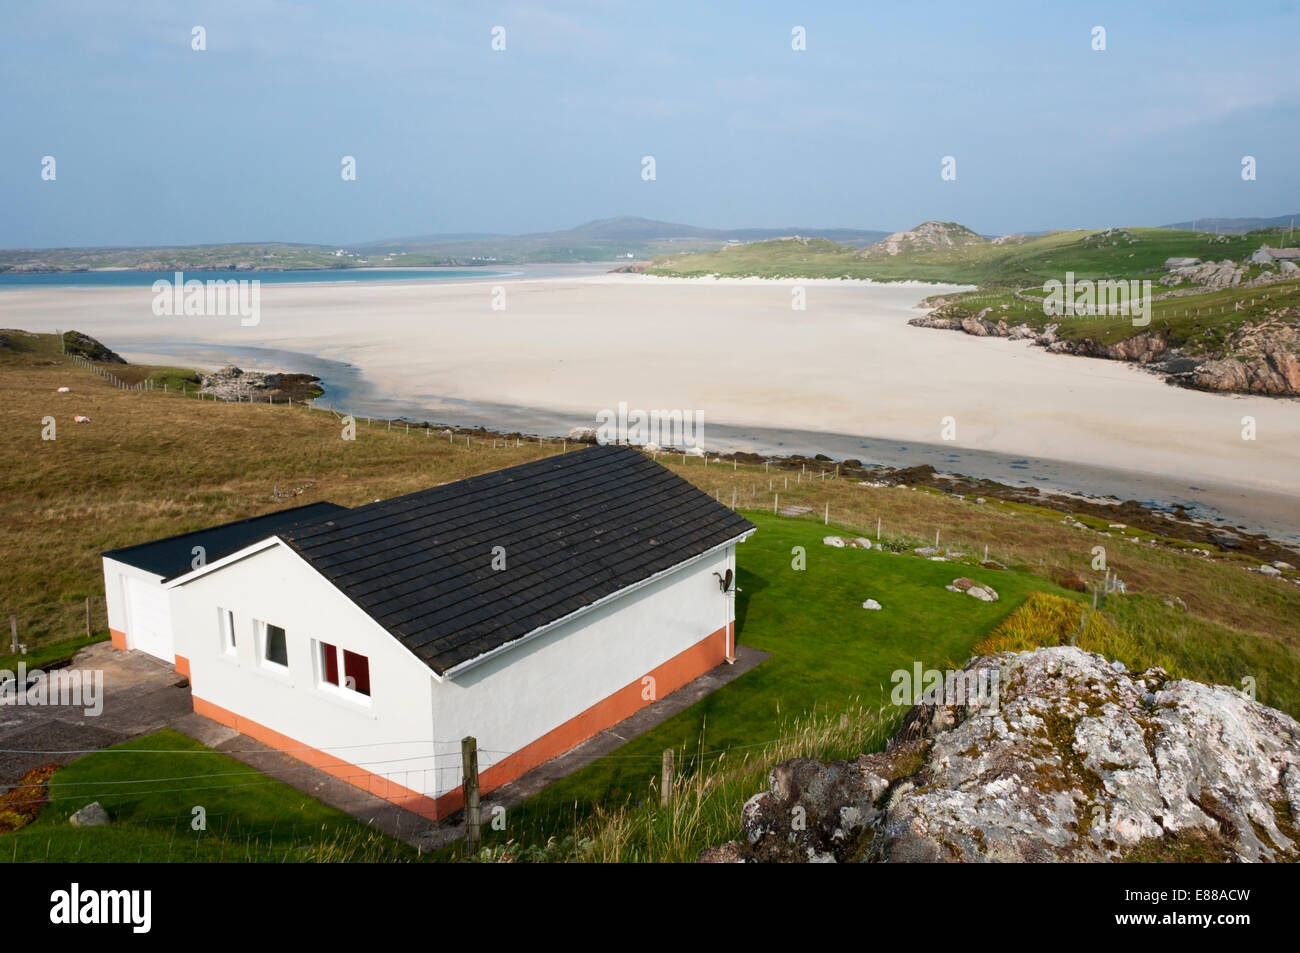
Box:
455;511;1075;858
927;278;1300;352
2;730;415;862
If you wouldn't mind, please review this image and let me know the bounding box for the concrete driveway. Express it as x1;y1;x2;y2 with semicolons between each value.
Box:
0;641;193;788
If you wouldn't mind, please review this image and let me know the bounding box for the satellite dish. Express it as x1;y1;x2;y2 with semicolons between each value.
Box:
714;569;734;592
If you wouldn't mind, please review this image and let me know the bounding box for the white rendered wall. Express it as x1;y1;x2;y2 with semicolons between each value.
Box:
167;543;440;798
429;542;738;798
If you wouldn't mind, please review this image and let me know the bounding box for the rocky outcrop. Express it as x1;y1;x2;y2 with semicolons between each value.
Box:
1189;321;1300;396
909;303;1300;396
702;647;1300;863
1065;331;1171;363
858;221;986;258
1160;259;1243;290
198;364;322;402
61;331;126;364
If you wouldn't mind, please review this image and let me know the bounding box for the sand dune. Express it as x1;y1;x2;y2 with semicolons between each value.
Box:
5;272;1299;501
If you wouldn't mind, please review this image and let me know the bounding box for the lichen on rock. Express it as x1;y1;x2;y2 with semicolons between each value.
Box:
702;646;1300;863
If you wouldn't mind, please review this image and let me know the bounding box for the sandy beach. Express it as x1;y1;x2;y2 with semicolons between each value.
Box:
5;271;1299;505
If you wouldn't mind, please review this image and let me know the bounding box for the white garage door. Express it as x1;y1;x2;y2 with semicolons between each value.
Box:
124;576;174;663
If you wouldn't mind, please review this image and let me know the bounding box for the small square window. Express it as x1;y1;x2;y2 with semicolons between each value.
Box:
263;623;288;667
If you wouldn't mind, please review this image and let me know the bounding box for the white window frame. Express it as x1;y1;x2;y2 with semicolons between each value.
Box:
217;608;236;656
313;638;372;705
256;619;290;671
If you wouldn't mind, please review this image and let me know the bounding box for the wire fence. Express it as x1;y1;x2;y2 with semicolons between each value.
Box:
1;596;106;660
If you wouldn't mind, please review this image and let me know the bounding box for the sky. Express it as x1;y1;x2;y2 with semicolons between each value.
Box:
2;0;1297;248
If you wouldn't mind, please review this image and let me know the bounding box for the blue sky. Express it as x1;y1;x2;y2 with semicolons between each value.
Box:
2;0;1297;247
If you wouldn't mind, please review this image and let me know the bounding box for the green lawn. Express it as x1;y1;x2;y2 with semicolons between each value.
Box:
469;511;1071;852
3;729;415;862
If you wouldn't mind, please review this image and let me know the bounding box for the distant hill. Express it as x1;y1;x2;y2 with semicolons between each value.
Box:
1163;214;1300;234
857;221;987;258
0;242;353;274
356;216;891;263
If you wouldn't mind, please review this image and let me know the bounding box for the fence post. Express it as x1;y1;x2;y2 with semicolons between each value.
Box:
462;736;480;855
660;749;674;807
9;615;17;654
84;597;91;638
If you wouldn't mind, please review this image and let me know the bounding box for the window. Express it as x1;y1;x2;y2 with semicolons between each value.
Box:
344;650;371;696
218;608;236;655
261;622;288;667
317;640;371;697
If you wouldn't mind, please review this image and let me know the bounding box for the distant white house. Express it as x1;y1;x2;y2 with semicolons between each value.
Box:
103;446;753;819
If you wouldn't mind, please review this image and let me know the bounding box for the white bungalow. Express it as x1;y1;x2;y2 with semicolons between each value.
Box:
104;446;753;819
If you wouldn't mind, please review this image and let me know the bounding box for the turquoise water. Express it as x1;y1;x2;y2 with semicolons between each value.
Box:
0;268;518;288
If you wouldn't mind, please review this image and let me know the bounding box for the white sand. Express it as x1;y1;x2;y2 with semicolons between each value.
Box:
5;273;1299;499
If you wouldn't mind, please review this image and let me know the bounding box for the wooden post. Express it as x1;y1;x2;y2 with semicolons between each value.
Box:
462;736;480;855
84;597;91;638
876;516;881;540
824;503;829;525
9;615;17;654
660;749;674;807
935;529;940;548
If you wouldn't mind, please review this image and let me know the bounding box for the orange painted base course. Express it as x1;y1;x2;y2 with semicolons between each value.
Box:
190;622;731;821
174;654;191;678
110;628;127;650
434;622;730;817
191;695;443;820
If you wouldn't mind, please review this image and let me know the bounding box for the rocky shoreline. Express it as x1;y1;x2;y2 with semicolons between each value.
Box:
909;304;1300;397
556;432;1300;567
197;364;323;402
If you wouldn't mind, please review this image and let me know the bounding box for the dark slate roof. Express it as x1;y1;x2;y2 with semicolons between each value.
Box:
103;502;349;579
279;445;755;676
